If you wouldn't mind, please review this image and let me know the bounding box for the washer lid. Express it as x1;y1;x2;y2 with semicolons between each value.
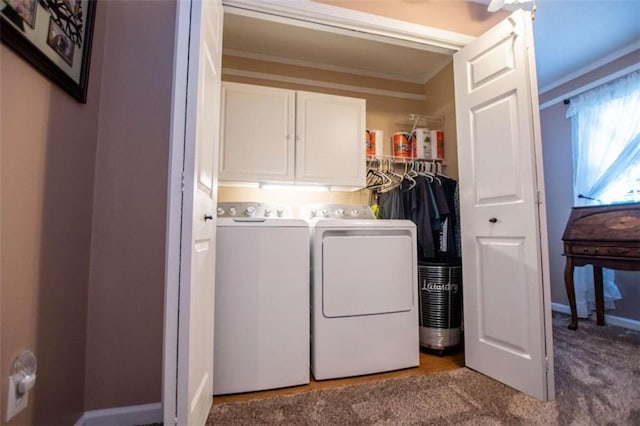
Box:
311;219;416;229
217;218;308;227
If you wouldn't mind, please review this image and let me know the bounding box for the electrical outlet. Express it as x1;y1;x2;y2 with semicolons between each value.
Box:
6;375;29;422
5;351;37;422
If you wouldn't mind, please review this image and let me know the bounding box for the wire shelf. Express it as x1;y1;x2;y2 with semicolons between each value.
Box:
394;113;444;128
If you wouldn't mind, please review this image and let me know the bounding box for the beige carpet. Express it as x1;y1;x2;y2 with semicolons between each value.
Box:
208;314;640;425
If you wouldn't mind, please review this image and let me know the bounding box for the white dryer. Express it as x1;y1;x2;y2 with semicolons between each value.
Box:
303;204;419;380
213;202;310;395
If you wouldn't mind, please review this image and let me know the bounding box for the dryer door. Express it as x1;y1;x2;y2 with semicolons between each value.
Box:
322;230;415;318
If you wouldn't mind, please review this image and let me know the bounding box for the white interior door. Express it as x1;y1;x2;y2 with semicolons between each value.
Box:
453;9;554;400
164;0;223;424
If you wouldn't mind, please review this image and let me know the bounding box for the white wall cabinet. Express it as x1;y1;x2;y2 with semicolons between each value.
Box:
295;90;366;187
219;83;296;183
219;82;366;187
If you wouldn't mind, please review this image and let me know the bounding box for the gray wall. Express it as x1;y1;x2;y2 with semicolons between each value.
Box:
84;0;175;410
540;50;640;322
1;1;176;423
1;3;107;424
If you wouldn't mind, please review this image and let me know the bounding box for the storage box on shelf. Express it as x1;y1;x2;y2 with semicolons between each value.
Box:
388;113;445;160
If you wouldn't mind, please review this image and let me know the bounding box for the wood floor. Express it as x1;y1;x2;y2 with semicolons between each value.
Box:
213;349;465;405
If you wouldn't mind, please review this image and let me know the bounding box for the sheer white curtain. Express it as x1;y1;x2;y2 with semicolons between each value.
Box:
565;70;640;318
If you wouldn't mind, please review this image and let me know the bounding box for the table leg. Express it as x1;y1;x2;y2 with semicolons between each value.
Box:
593;266;605;326
564;258;578;330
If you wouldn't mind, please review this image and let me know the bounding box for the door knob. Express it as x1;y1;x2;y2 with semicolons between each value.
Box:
204;214;213;221
489;217;498;223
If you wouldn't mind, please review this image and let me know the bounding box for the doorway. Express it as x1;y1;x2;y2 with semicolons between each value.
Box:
216;2;462;403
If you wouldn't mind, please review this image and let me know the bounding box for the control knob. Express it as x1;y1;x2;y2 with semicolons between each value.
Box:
264;208;272;217
309;210;317;218
217;207;225;216
228;207;237;216
351;208;359;217
336;208;345;217
321;209;329;218
245;206;256;217
276;209;284;218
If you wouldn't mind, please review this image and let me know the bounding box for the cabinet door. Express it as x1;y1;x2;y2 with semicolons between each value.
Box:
219;82;295;183
295;91;366;187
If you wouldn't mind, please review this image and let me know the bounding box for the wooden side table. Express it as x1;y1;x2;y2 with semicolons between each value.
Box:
562;202;640;330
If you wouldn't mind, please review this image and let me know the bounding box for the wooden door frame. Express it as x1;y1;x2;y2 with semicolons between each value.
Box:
222;0;474;55
163;0;553;421
163;0;192;423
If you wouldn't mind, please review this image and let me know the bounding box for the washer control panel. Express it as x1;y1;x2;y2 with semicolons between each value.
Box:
301;204;375;220
217;202;291;219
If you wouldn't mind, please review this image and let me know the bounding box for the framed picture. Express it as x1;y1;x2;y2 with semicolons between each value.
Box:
1;0;96;103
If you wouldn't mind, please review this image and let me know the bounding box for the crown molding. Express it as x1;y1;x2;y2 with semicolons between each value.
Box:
538;41;640;95
222;68;427;101
223;49;428;84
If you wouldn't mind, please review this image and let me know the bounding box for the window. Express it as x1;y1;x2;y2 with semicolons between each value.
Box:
566;70;640;206
564;70;639;317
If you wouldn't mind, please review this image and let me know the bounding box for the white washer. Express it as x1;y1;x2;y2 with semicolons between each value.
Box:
213;202;310;395
303;204;419;380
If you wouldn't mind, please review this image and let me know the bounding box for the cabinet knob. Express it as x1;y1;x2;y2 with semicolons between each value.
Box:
489;217;498;223
204;214;213;221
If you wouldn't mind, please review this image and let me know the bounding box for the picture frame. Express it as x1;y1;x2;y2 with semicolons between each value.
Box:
1;0;96;103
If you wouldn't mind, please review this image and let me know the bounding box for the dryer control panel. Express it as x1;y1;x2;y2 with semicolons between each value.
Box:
301;204;375;220
217;202;292;219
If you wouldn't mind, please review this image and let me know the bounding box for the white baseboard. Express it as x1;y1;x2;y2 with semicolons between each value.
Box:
552;303;640;332
75;402;162;426
551;303;571;315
